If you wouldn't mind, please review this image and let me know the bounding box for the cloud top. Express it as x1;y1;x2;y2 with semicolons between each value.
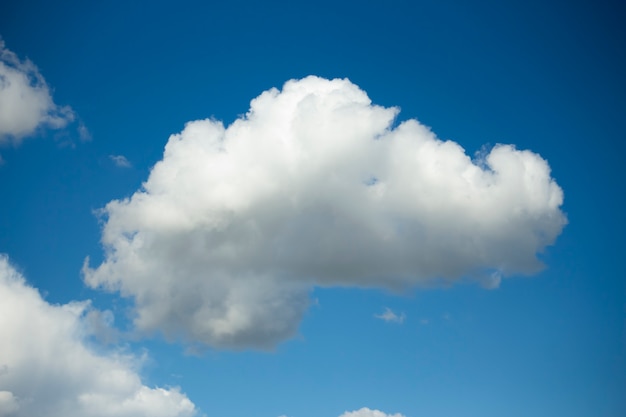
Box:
0;254;197;417
338;408;406;417
84;76;566;349
0;40;74;143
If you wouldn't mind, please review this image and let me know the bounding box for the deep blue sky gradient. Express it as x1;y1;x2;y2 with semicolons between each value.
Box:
1;1;625;416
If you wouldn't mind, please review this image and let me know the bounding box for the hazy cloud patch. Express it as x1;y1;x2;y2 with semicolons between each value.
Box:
78;122;92;142
375;308;405;324
109;154;132;168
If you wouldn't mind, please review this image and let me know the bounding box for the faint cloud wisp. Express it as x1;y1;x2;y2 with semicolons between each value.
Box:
109;154;132;168
375;307;406;324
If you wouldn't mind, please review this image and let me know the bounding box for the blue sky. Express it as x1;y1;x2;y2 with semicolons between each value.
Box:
0;1;624;416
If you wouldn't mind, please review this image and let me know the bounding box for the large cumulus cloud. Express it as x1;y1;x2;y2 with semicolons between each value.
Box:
0;40;74;143
84;76;566;349
0;255;197;417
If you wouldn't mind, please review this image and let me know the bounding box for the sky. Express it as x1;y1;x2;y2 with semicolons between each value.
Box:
0;0;625;416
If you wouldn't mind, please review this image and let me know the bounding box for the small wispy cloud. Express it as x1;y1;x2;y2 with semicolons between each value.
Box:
109;154;131;168
339;407;406;417
375;307;405;324
480;270;502;289
78;122;91;142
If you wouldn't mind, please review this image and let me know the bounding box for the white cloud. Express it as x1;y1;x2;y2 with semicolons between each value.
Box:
0;40;75;143
375;308;405;324
83;308;120;344
339;408;405;417
0;254;197;417
83;76;566;349
110;154;132;168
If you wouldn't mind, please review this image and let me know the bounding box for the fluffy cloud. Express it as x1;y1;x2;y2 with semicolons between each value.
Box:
84;76;566;349
0;40;74;143
0;255;197;417
338;408;405;417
